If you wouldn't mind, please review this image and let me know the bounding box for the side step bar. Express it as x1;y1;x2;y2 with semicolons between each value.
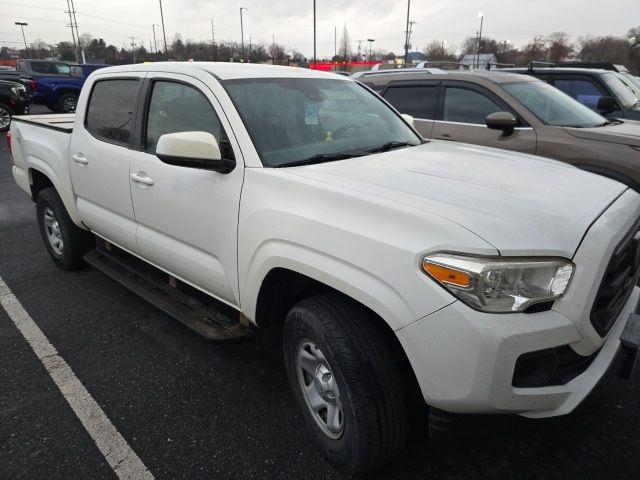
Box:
84;246;254;342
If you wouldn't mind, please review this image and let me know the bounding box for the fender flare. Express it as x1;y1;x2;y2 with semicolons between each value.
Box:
27;161;83;226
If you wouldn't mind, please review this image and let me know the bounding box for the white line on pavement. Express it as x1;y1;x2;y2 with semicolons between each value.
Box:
0;276;154;480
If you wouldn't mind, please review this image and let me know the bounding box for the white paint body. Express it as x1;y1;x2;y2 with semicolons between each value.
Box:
10;62;640;418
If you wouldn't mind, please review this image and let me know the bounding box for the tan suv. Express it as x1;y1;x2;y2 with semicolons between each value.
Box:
361;70;640;190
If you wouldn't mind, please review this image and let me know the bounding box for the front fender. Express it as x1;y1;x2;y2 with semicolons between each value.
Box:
241;239;420;331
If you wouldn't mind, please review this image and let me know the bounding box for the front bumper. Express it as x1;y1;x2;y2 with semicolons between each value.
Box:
397;188;640;418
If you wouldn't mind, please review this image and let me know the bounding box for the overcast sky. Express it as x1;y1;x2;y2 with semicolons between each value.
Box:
1;0;639;57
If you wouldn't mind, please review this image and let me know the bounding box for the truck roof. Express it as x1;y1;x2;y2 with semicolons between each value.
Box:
94;62;342;81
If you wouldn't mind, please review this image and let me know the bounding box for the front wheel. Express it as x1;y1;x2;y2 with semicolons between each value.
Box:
36;187;94;270
283;294;408;475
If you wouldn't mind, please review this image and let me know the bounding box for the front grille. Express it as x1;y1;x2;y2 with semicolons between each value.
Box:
590;222;640;337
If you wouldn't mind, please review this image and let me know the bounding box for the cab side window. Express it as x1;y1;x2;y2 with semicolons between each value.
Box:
383;85;438;119
145;81;233;159
552;79;605;110
442;87;502;124
86;79;139;145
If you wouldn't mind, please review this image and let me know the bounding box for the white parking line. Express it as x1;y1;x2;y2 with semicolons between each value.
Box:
0;276;154;480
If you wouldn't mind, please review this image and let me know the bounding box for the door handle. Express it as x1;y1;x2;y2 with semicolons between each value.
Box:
72;154;88;164
435;135;455;141
130;173;154;186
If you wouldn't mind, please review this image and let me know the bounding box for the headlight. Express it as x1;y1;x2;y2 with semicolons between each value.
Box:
422;254;574;313
11;86;26;96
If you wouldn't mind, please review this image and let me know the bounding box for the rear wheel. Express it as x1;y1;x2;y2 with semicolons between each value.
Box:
36;187;94;270
58;93;78;113
0;103;12;132
283;293;408;475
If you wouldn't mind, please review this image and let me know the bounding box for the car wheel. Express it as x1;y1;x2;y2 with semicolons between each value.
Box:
283;293;408;475
0;103;13;132
36;187;94;270
58;93;78;113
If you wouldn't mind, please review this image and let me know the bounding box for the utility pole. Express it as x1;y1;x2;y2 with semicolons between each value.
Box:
313;0;316;67
130;37;136;64
152;24;159;54
240;7;247;62
70;0;85;63
334;25;337;59
211;19;216;61
476;12;484;69
15;22;29;58
159;0;168;60
367;38;375;61
403;0;411;65
65;0;78;62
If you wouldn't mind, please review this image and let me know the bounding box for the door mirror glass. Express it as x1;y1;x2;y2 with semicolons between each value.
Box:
485;111;518;135
597;96;618;114
401;113;415;127
156;131;235;173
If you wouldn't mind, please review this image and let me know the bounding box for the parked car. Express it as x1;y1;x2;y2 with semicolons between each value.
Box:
501;66;640;120
8;62;640;475
361;70;640;190
557;62;640;93
16;59;107;113
0;80;29;131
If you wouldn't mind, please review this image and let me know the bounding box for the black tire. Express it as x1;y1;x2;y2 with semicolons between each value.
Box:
283;293;408;475
0;103;13;132
58;93;78;113
36;187;94;270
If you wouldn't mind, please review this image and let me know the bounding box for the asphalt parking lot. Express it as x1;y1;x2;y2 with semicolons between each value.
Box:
1;107;640;480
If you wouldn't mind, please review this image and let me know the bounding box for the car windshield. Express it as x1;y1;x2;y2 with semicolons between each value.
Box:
602;72;639;108
223;77;422;167
503;81;607;127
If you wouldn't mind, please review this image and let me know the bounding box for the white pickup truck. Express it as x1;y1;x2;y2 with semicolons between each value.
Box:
8;62;640;474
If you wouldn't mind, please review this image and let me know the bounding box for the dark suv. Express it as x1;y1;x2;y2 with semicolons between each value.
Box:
502;67;640;120
0;80;29;131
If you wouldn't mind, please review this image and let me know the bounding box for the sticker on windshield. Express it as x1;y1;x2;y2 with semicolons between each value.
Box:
305;102;320;125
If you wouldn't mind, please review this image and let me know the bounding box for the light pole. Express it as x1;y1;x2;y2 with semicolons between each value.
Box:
476;11;484;69
313;0;316;67
240;7;248;62
367;38;375;61
152;24;159;54
158;0;168;60
15;22;29;58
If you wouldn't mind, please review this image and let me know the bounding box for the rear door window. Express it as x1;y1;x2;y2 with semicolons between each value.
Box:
86;79;139;145
442;87;503;124
382;84;439;119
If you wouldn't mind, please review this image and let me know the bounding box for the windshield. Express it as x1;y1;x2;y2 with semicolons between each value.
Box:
223;77;421;167
602;72;639;108
503;81;607;127
618;72;640;103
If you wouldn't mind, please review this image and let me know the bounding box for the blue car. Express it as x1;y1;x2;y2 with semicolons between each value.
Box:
17;59;108;113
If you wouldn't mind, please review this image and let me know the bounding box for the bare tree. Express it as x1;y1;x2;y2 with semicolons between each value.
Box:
546;32;572;63
578;35;630;64
338;25;352;61
423;40;457;61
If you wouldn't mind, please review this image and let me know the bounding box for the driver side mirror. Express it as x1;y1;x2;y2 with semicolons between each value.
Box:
485;111;518;136
401;113;415;128
597;96;618;115
156;131;235;173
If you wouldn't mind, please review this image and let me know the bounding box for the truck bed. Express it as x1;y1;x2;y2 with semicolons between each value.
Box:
12;113;74;133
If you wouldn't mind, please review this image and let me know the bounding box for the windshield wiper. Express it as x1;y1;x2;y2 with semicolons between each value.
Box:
275;152;366;168
593;119;623;128
366;141;416;154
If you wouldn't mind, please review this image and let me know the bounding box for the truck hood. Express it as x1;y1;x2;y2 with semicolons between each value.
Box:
563;120;640;147
287;141;627;258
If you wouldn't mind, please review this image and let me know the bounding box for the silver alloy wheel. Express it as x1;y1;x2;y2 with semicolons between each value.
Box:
296;339;344;439
43;207;64;257
62;96;77;113
0;106;10;130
